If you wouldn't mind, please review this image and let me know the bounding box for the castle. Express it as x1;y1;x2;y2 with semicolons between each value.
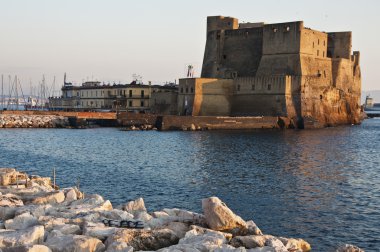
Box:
178;16;362;128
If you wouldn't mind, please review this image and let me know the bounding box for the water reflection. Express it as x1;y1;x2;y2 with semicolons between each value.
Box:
0;121;379;250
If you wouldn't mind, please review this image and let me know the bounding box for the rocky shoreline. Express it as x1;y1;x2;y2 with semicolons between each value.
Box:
0;114;69;128
0;168;363;252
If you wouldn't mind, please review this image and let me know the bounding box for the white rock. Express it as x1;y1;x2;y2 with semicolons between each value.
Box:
65;188;78;202
202;197;247;232
44;234;105;252
53;224;82;235
335;244;364;252
105;228;179;251
122;198;146;215
230;235;274;248
105;241;134;252
5;212;38;230
32;191;65;204
0;225;45;248
0;193;24;207
278;237;311;252
264;237;288;252
83;222;116;241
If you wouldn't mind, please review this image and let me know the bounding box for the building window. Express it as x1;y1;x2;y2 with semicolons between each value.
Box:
252;84;255;90
323;51;325;57
140;100;144;107
186;87;189;93
96;91;98;97
317;50;319;56
129;90;132;97
191;87;194;93
318;39;320;45
180;87;183;93
77;92;79;97
141;90;144;97
237;85;240;91
123;90;126;96
223;55;227;60
267;84;271;91
129;101;132;107
323;40;326;46
324;70;326;78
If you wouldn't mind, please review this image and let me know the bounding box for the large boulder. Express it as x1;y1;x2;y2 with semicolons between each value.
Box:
0;225;45;248
83;222;117;241
230;235;274;248
335;244;365;252
31;191;65;205
0;168;17;186
278;237;311;252
0;244;52;252
0;193;24;207
202;197;247;232
105;228;179;251
44;234;105;252
4;212;38;230
122;198;146;216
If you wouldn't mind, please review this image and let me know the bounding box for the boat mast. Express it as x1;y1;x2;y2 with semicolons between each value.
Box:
1;74;3;109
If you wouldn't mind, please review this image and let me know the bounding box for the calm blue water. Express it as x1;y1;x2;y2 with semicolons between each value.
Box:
0;119;379;251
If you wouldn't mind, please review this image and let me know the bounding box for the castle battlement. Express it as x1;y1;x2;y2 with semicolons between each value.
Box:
178;16;362;128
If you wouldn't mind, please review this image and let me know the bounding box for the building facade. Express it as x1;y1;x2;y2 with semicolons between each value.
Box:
178;16;361;128
49;80;178;114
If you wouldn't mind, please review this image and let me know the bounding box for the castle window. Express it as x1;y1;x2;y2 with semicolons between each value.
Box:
180;87;183;93
129;90;132;97
320;95;323;100
237;85;240;91
318;39;320;45
185;87;189;93
323;51;325;57
252;84;255;91
267;84;272;91
324;70;326;78
313;42;315;48
129;101;132;107
317;50;319;56
191;87;194;93
323;40;326;46
223;55;227;60
317;70;321;77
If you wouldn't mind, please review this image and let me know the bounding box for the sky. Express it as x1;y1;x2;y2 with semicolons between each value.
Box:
0;0;379;96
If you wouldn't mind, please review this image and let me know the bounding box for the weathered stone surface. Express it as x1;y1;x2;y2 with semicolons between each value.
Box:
31;191;65;205
4;212;38;230
264;237;288;252
0;168;17;186
122;198;146;216
202;197;247;232
83;222;117;241
230;235;273;249
105;228;179;251
278;237;311;252
0;193;24;207
0;207;18;221
0;244;53;252
0;225;45;248
44;234;105;252
53;224;82;235
15;204;53;219
335;244;365;252
64;188;78;202
105;242;134;252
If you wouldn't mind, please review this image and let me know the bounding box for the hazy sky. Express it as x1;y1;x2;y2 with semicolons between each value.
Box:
0;0;379;95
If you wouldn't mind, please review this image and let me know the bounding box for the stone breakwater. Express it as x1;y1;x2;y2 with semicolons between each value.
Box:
0;168;364;252
0;114;69;128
